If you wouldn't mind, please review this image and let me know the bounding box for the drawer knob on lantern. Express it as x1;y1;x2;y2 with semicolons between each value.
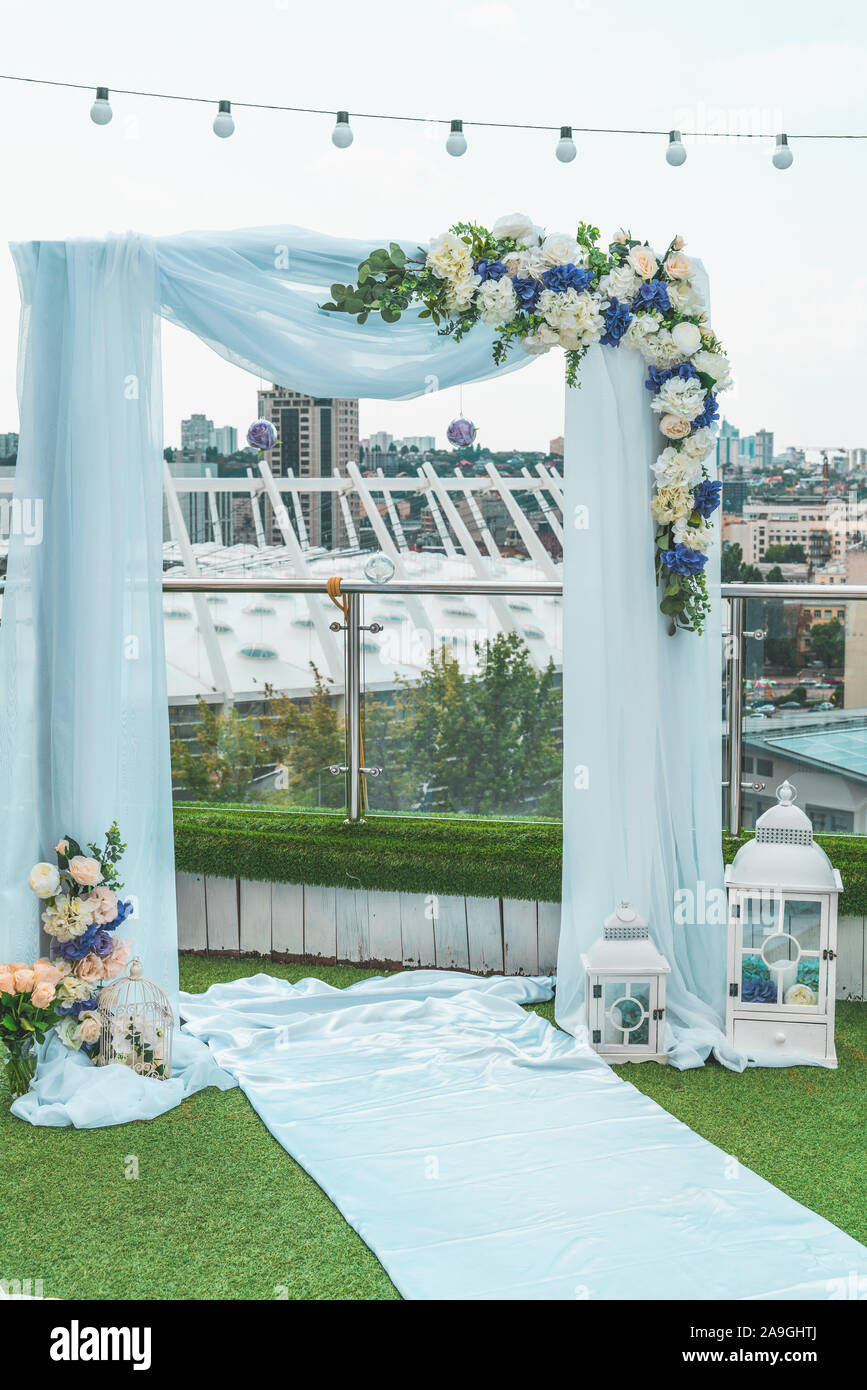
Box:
775;1032;786;1044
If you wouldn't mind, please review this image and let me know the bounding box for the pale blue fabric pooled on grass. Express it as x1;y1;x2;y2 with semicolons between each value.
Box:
178;970;867;1301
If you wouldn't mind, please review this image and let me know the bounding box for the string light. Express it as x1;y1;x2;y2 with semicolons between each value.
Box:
772;133;793;170
212;100;234;138
89;86;112;125
555;125;576;163
446;119;466;157
0;73;856;158
332;110;353;148
665;129;686;166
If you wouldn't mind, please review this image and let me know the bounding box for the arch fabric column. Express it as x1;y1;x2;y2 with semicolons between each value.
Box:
554;345;732;1069
0;235;178;1002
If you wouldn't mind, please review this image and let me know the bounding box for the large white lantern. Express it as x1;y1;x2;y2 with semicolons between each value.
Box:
581;902;671;1064
725;781;841;1065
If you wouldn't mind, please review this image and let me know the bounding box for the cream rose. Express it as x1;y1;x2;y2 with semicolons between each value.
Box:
627;245;658;279
540;232;582;266
33;958;61;986
74;952;104;983
103;939;132;979
12;967;35;993
659;415;692;440
84;884;119;925
0;967;16;995
31;981;56;1009
68;856;103;888
76;1013;102;1046
28;862;60;899
671;321;702;356
664;252;692;280
54;839;69;856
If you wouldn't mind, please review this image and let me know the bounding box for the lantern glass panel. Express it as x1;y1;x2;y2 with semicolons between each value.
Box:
741;893;778;948
603;981;650;1047
740;897;824;1011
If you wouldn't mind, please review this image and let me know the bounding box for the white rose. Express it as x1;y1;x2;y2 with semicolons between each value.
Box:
478;277;517;326
426;232;473;281
28;862;60;900
540;232;583;267
673;518;712;551
692;349;733;393
671;321;702;356
492;213;535;242
650;377;706;423
651;447;703;489
599;265;639;304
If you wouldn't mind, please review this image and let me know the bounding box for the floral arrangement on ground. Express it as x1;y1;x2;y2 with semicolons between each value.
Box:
323;214;732;632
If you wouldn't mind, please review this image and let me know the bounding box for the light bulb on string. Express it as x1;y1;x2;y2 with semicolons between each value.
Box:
332;111;354;148
90;87;112;125
213;100;235;138
446;119;466;157
665;130;686;166
555;126;576;163
772;133;793;169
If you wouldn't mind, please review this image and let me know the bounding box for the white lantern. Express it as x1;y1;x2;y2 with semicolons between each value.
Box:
581;902;671;1063
725;781;841;1065
96;959;174;1079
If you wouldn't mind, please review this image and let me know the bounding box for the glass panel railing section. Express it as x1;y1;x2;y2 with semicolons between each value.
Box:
168;587;348;813
360;590;563;819
734;593;860;832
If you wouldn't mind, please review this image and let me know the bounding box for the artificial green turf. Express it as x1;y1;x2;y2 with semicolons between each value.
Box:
1;956;864;1300
174;804;867;915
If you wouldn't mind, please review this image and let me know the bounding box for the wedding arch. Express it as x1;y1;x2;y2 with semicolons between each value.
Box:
0;220;729;1068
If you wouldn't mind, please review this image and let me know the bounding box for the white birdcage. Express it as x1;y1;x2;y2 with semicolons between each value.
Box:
96;959;173;1080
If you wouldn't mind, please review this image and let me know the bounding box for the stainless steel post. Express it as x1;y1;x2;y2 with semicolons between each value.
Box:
728;596;745;835
345;592;363;823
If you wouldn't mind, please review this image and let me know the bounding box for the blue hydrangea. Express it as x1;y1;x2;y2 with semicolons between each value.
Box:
600;298;632;347
660;544;709;576
692;393;719;430
693;480;722;518
511;277;540;311
741;977;778;1004
541;263;593;294
632;280;671;313
645;362;698;393
474;258;508;282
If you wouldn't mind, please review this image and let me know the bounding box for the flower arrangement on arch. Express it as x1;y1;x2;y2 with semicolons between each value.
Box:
322;213;732;633
27;822;134;1058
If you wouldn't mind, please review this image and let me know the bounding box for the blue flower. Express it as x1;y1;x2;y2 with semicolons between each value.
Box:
56;994;100;1019
660;544;709;576
511;277;540;311
742;977;778;1004
692;393;719;430
55;925;101;961
474;258;508;282
693;479;722;518
632;280;671;313
644;362;698;393
541;263;593;294
600;298;632;347
105;898;134;932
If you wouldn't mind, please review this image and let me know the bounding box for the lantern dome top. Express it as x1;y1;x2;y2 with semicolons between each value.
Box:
725;782;842;893
582;901;670;975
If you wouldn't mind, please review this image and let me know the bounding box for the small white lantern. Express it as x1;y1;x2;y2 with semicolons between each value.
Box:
725;781;842;1065
96;959;174;1079
581;902;671;1064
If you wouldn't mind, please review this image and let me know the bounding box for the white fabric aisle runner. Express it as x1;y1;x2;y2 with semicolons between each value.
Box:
179;972;867;1301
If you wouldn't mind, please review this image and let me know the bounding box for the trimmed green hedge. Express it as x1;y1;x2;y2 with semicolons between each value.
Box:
173;806;867;913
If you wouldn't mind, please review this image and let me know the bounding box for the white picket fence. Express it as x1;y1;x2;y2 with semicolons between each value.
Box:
175;872;867;997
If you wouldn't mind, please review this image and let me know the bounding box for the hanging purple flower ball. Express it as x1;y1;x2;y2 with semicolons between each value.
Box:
446;417;477;448
246;419;278;452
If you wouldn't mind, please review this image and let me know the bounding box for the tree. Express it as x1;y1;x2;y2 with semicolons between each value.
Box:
740;564;764;584
809;619;844;669
765;565;784;583
171;697;270;801
763;543;807;563
261;669;345;807
721;543;743;583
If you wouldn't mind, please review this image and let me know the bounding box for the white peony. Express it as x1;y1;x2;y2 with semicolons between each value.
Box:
692;348;733;393
28;862;60;899
598;265;639;304
478;276;517;326
639;326;687;368
667;279;705;316
492;213;536;242
651;485;695;524
651;447;703;489
539;232;583;266
680;426;719;462
673;517;712;551
538;288;604;348
650;377;707;422
521;325;560;355
426;232;473;281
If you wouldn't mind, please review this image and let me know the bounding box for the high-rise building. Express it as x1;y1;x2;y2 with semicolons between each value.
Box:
549;436;564;457
400;435;436;454
368;431;393;453
715;419;739;470
181;414;215;453
214;425;238;456
0;432;19;459
256;386;360;549
755;428;774;469
849;448;867;473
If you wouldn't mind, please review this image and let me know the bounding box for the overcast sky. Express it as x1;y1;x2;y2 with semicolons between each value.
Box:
0;0;865;453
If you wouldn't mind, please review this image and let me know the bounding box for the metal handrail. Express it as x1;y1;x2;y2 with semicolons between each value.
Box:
160;575;564;596
722;582;867;600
